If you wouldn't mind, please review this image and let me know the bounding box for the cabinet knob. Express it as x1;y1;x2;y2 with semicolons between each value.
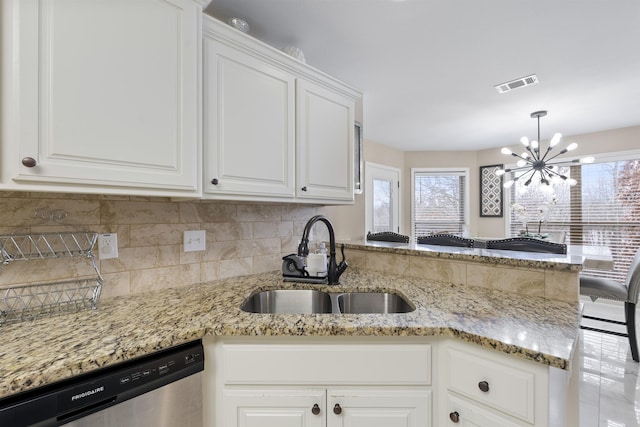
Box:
449;411;460;423
301;186;307;192
211;178;219;185
333;403;342;415
21;157;37;168
311;403;320;415
478;380;490;392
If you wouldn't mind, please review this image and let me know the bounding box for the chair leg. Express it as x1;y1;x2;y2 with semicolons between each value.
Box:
625;302;639;362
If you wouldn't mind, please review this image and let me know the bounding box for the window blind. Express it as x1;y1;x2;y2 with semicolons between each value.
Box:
509;158;640;282
412;170;467;240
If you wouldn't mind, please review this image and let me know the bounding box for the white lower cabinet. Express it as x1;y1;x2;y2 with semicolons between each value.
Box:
328;388;431;427
446;394;529;427
223;388;325;427
205;337;433;427
440;340;578;427
223;387;430;427
203;336;578;427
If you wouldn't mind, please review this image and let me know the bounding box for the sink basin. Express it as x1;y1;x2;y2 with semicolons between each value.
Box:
336;292;414;314
240;290;332;314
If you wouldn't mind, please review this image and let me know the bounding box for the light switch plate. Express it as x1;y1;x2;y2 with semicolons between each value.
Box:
98;233;119;260
184;230;206;252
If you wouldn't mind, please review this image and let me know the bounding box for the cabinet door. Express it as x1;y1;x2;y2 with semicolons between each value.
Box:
223;388;325;427
8;0;200;193
446;394;529;427
203;36;296;198
296;79;355;201
327;389;431;427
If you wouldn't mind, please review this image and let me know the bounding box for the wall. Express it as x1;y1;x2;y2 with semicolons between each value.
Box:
330;124;640;241
0;192;325;299
325;139;404;241
402;150;479;237
476;124;640;237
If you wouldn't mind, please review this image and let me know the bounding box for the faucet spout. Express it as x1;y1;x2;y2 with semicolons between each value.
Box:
298;215;348;285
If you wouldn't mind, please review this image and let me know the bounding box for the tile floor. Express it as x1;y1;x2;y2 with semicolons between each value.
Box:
580;299;640;426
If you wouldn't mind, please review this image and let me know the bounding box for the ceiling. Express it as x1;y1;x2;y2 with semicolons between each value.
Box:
204;0;640;152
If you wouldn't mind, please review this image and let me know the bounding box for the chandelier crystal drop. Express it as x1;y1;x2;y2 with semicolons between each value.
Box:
496;111;595;188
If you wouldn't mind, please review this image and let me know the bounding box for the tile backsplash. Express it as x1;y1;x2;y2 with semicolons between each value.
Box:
0;192;326;299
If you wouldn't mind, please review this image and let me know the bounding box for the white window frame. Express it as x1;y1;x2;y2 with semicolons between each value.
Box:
505;148;640;235
411;167;470;242
505;148;640;281
364;162;401;237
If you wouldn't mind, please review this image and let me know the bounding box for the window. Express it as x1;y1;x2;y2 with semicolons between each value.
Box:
508;153;640;282
373;178;393;232
411;168;469;240
365;162;400;235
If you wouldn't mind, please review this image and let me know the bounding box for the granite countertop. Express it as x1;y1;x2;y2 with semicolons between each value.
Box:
343;240;585;271
0;268;581;400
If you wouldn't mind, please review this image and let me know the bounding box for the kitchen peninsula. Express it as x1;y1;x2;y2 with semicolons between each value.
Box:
341;239;588;304
0;251;583;426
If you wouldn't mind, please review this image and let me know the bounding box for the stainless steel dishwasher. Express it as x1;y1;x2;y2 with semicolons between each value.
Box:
0;340;204;427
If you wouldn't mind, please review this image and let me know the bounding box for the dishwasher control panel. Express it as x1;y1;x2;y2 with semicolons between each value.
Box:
0;340;204;427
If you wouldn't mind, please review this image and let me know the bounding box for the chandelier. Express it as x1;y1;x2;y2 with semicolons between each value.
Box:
496;111;594;187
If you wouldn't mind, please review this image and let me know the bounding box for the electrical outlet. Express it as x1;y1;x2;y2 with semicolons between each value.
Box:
184;230;206;252
98;233;119;260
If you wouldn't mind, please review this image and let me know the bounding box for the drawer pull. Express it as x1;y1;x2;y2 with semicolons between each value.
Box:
478;380;490;392
21;157;37;168
449;411;460;423
333;403;342;415
311;403;320;415
301;186;308;192
211;178;219;185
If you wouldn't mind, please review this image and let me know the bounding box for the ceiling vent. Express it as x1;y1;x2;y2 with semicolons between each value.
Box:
494;74;538;94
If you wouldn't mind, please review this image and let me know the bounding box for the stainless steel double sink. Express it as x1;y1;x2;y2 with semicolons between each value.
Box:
240;289;415;315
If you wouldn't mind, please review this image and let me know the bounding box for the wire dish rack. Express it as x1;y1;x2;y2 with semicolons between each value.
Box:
0;232;103;325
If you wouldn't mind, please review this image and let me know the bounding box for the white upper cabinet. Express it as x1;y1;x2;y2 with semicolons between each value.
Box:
203;31;296;198
0;0;209;196
202;15;360;203
296;79;354;201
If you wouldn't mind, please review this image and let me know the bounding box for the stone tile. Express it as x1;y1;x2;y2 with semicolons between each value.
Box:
281;235;300;255
100;200;179;225
0;257;98;286
180;247;204;264
206;222;252;242
179;201;237;223
466;264;545;297
253;221;293;239
365;253;410;276
202;240;239;262
237;204;282;222
237;238;281;257
129;264;200;293
0;191;29;198
99;272;131;299
130;223;194;247
0;198;99;227
408;256;466;285
100;245;179;274
201;261;220;282
218;257;253;279
253;254;283;274
30;192;99;200
281;204;323;221
545;269;580;303
344;249;367;269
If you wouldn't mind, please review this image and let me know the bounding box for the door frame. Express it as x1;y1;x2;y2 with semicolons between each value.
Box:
364;162;401;237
